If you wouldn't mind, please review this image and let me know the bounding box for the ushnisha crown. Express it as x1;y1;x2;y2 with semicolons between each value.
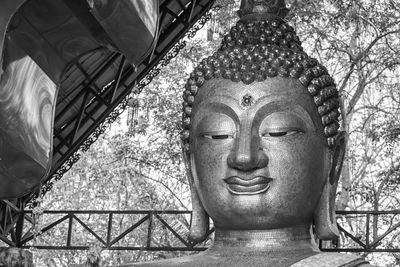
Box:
181;0;341;150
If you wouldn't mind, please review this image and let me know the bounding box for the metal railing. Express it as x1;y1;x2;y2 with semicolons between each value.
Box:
321;210;400;253
3;210;210;251
1;209;400;253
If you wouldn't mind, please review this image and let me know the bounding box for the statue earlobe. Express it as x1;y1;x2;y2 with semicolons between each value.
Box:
314;131;347;240
182;149;209;243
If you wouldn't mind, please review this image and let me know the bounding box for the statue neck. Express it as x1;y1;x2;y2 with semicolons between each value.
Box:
211;224;318;254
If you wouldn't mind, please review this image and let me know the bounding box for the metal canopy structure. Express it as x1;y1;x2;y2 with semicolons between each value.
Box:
1;0;160;198
45;0;217;204
0;0;217;202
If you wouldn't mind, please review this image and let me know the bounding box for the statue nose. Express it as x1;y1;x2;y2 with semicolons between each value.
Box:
227;134;268;171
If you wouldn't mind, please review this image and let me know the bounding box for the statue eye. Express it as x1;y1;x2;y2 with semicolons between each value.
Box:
203;134;234;140
262;129;302;137
260;112;308;139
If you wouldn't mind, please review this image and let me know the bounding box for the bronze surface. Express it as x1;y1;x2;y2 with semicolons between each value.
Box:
190;78;328;230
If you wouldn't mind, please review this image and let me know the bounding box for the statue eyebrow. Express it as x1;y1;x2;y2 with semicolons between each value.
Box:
195;93;239;109
253;101;316;129
194;101;240;126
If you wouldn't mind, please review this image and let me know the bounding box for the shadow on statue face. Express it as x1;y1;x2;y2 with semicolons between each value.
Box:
189;77;332;230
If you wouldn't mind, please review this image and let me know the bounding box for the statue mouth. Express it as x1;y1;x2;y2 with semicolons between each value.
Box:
223;176;272;195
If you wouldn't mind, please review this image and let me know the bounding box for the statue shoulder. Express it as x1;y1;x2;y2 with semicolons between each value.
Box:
290;252;376;267
114;253;379;267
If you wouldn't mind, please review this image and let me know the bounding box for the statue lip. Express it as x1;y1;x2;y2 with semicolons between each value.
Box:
223;176;272;195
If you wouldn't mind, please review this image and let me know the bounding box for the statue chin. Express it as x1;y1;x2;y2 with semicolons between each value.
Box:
116;0;376;266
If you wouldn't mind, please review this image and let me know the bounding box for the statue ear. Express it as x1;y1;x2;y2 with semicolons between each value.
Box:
182;149;209;243
314;131;346;240
329;131;347;185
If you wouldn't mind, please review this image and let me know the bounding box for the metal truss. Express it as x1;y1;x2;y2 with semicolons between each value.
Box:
1;209;400;253
0;200;27;247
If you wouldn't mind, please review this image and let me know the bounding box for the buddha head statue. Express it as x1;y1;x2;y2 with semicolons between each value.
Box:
180;0;346;244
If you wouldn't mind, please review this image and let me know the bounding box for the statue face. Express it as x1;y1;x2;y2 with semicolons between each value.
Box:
190;78;331;230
